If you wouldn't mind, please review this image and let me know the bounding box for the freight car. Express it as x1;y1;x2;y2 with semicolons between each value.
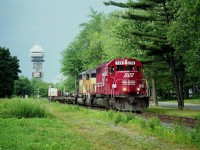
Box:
49;58;149;112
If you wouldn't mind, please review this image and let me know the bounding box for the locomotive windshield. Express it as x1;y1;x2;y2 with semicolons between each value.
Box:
116;65;134;71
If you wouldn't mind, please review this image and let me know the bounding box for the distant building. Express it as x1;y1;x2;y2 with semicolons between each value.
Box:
29;44;45;78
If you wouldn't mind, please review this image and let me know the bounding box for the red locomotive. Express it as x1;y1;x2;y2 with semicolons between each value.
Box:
77;58;149;111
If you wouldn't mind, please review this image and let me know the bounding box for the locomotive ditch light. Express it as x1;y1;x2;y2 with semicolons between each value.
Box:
137;87;140;91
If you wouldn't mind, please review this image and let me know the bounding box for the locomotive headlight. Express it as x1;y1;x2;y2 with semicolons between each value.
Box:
123;87;127;92
137;87;140;91
139;84;144;88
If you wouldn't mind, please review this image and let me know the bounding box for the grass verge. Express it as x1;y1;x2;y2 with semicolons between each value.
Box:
0;98;199;150
146;106;200;119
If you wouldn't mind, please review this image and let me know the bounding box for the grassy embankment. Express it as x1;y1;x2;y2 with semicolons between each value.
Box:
163;99;200;104
184;99;200;104
147;99;200;119
0;98;200;150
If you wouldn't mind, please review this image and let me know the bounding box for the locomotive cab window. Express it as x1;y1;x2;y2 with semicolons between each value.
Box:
125;65;134;71
86;74;89;80
116;65;124;71
137;66;142;74
110;66;114;74
91;73;96;78
116;65;134;71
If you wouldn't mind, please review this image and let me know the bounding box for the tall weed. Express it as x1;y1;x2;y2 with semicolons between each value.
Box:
190;125;200;148
107;110;114;120
114;112;123;124
147;117;160;131
0;99;51;118
123;113;136;123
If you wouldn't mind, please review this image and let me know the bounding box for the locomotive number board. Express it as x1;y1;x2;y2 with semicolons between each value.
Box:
115;61;135;65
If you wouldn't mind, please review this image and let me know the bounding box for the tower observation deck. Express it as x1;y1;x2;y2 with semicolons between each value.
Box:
29;44;45;78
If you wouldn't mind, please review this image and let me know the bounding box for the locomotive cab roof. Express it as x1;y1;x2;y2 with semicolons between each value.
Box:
79;69;96;75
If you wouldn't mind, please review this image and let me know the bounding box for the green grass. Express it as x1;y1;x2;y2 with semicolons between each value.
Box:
0;98;51;118
0;98;199;150
184;99;200;104
146;106;200;119
160;98;200;104
0;118;92;150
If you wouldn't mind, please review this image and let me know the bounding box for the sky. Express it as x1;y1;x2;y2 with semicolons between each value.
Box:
0;0;125;83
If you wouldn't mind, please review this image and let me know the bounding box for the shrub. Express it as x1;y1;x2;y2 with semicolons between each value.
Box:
0;99;51;118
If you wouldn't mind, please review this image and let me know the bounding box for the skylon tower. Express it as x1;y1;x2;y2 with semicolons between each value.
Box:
29;44;45;78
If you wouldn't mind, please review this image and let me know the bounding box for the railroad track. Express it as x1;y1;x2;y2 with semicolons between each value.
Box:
58;101;200;128
139;112;200;128
81;105;200;128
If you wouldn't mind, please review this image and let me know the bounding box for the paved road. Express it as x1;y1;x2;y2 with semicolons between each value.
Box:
150;101;200;110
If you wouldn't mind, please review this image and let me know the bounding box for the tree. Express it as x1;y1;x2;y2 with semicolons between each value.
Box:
60;10;105;91
168;0;200;98
101;11;148;61
30;78;49;98
104;0;187;110
14;75;32;97
0;47;21;98
80;9;105;69
61;9;150;92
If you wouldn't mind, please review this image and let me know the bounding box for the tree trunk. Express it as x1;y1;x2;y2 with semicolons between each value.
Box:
152;77;158;106
166;49;185;110
174;74;184;110
170;57;184;110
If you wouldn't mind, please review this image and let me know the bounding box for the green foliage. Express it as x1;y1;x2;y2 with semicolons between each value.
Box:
0;47;21;98
60;40;83;77
79;9;105;69
60;10;105;91
14;75;32;97
168;0;200;96
62;75;78;93
30;78;49;97
190;91;200;99
101;12;144;60
0;98;51;118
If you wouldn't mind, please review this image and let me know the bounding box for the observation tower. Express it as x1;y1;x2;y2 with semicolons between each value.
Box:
29;44;45;78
